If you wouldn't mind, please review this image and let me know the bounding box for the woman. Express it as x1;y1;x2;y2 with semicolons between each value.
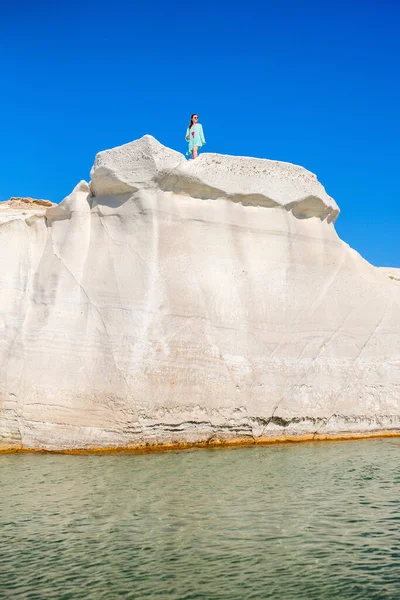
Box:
185;114;206;159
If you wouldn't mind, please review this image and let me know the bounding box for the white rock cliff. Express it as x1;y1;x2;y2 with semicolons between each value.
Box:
0;136;399;451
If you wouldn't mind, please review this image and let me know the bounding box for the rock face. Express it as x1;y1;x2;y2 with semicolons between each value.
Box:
0;136;399;451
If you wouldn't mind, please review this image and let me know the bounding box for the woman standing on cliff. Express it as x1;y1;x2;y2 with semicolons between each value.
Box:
185;114;206;159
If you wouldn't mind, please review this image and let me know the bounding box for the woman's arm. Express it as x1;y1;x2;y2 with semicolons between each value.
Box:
199;125;206;145
185;127;190;141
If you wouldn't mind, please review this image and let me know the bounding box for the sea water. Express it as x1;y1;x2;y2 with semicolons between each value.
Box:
1;438;399;599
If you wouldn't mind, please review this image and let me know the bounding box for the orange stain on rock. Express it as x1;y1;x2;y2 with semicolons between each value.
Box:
0;430;398;456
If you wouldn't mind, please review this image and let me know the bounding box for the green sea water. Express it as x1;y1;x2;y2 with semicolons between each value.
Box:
1;439;399;599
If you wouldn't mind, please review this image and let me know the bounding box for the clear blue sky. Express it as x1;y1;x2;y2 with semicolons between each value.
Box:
1;0;399;267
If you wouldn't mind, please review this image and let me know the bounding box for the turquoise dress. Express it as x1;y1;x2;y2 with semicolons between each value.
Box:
185;123;206;155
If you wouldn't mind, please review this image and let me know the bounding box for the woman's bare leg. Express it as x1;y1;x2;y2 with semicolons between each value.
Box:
192;146;199;159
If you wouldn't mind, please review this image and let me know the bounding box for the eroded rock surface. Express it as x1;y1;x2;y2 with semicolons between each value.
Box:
0;136;399;450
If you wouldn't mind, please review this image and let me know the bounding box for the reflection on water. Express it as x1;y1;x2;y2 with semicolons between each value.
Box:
1;439;399;599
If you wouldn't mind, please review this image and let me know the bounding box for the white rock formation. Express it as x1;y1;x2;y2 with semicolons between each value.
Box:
0;136;399;451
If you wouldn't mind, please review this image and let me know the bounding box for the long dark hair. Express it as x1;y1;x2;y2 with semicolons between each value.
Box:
188;113;198;129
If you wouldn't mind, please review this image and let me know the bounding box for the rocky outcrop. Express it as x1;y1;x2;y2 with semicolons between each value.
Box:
0;136;399;451
8;197;54;207
0;197;55;223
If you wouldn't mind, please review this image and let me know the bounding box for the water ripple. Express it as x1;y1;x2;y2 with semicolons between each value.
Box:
0;439;399;599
